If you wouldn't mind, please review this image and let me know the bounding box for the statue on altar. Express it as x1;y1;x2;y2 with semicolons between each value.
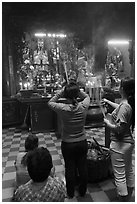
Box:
33;50;49;65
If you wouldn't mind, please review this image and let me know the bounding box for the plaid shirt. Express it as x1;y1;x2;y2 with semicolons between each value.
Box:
12;176;66;202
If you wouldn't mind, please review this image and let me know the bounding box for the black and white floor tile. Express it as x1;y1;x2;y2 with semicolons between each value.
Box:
2;127;135;202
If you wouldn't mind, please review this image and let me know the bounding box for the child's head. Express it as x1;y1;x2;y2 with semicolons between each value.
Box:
25;134;38;152
27;147;53;182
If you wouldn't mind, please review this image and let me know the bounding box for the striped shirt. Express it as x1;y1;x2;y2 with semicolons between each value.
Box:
110;102;134;143
48;90;90;143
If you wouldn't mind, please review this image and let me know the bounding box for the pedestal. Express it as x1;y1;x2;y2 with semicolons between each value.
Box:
2;98;21;126
18;97;56;133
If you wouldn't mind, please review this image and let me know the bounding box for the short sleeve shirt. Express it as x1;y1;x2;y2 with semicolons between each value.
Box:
13;176;66;202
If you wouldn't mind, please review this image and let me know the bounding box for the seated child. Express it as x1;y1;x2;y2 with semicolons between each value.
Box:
14;134;38;187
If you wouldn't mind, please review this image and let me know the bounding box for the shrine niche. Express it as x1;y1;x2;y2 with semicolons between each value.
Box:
17;32;97;93
17;32;67;91
104;39;133;90
17;31;110;101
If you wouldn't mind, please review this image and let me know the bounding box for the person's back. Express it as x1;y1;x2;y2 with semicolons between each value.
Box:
58;101;88;142
13;176;66;202
48;81;90;142
13;147;66;202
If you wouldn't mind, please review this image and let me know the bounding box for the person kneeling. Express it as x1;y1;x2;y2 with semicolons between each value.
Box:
12;147;66;202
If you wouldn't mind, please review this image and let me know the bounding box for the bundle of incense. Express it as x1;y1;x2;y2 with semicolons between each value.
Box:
63;61;69;84
99;103;106;118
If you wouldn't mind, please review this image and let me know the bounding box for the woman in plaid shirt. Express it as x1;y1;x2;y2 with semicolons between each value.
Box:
12;147;66;202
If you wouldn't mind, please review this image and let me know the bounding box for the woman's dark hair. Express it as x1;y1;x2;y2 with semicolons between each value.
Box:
64;81;80;105
121;77;135;132
21;135;39;166
26;147;53;182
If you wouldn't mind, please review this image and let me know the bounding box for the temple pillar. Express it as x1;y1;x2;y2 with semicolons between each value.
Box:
2;24;10;97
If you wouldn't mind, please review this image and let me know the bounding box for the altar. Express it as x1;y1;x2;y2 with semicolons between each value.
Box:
2;31;124;149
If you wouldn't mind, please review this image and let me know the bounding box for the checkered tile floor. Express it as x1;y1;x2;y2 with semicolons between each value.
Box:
2;127;135;202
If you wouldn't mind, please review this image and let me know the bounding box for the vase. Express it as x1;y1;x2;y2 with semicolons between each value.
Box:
85;104;104;128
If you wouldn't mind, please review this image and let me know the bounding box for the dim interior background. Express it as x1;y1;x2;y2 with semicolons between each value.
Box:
2;2;135;202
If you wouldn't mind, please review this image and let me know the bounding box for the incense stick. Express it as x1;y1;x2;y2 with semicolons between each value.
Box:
99;103;106;118
63;61;69;84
